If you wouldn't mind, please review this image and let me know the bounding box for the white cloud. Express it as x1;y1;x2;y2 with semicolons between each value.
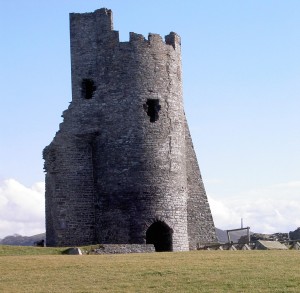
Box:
209;181;300;234
0;179;45;239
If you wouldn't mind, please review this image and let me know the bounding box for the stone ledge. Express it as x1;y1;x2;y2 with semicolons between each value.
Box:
87;244;155;254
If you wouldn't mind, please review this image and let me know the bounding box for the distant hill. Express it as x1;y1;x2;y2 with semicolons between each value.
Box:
0;233;45;246
1;228;291;246
2;229;231;246
215;228;253;243
215;228;228;243
2;230;230;246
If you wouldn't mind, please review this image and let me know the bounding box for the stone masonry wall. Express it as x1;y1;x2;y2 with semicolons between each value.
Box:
44;8;216;250
185;119;217;249
88;244;155;254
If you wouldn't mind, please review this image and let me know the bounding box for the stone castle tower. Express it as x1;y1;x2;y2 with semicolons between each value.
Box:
43;8;216;251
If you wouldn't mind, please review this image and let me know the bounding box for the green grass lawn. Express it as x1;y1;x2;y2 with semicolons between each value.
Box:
0;247;299;292
0;245;67;256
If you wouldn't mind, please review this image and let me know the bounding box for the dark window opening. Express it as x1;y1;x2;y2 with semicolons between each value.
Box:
82;79;96;99
146;221;173;252
144;99;161;122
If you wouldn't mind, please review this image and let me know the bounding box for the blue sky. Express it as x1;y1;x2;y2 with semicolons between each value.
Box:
0;1;299;237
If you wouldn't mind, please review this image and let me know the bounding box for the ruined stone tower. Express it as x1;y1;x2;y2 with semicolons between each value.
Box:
43;8;216;251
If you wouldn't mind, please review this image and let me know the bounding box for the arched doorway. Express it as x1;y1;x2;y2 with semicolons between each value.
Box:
146;221;173;252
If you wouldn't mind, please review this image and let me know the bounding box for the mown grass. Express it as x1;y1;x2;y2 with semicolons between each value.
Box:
0;248;300;292
0;245;68;256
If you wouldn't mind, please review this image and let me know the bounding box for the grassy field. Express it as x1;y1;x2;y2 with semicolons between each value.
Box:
0;247;299;292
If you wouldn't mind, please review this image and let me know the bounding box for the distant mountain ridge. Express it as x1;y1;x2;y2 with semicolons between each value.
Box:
0;229;245;246
1;229;229;246
1;230;230;246
1;228;295;246
0;233;45;246
215;228;249;243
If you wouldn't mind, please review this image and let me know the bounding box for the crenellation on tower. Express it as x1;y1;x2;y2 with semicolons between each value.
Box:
129;32;146;43
148;33;164;45
165;32;181;49
44;7;217;251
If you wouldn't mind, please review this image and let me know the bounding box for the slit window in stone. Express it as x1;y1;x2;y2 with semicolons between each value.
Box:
144;99;161;122
82;79;96;99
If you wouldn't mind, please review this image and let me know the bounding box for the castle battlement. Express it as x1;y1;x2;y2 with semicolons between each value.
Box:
70;8;180;50
129;32;180;50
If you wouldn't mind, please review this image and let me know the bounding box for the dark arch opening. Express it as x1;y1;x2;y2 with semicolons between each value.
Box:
146;221;173;252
